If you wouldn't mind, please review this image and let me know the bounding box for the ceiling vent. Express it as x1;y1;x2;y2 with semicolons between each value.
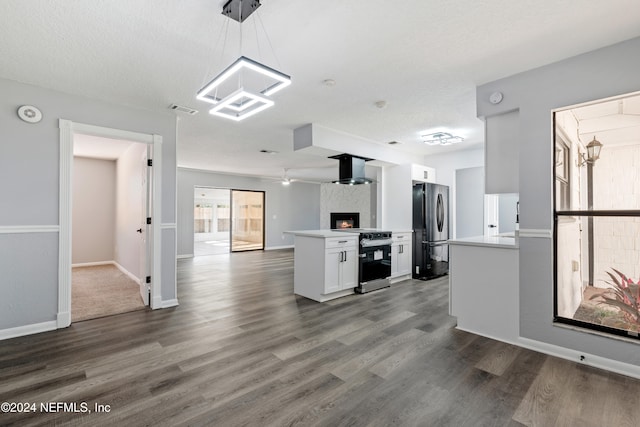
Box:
329;154;374;185
169;104;199;115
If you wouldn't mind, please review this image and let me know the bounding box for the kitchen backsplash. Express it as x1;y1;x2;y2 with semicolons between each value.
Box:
320;183;375;229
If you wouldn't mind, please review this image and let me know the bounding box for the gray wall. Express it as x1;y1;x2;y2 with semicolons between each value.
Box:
72;157;116;264
177;168;321;256
455;167;484;238
0;77;177;332
477;36;640;366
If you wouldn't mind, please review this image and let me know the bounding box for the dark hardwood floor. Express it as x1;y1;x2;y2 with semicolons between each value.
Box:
2;249;640;426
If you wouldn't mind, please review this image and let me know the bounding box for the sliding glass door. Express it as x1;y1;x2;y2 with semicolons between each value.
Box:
231;190;265;252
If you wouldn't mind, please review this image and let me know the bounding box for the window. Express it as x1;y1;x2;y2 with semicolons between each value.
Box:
217;204;230;232
554;135;570;211
554;91;640;339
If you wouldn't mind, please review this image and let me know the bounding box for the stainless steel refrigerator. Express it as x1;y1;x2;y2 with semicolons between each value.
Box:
412;182;449;280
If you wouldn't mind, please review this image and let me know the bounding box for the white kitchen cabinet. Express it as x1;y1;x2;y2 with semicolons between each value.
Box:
325;244;358;294
288;231;359;302
390;232;412;282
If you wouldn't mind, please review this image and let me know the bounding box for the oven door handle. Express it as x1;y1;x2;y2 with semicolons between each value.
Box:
360;239;394;247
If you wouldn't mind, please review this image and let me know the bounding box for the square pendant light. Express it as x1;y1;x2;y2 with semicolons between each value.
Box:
208;88;274;121
197;56;291;121
196;0;291;121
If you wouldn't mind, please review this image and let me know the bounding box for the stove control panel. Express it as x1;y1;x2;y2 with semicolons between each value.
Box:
362;232;392;240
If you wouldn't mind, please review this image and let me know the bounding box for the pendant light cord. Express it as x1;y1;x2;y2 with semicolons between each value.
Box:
256;11;282;69
238;0;244;90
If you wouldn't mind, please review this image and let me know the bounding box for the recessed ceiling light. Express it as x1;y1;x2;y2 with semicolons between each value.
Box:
260;149;278;154
387;141;401;145
322;79;336;87
374;100;387;109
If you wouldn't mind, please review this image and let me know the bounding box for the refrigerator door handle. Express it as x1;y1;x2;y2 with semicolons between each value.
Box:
423;241;448;247
436;193;444;233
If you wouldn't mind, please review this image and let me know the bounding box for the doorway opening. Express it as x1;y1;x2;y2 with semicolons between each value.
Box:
58;119;163;329
194;187;265;255
71;134;150;321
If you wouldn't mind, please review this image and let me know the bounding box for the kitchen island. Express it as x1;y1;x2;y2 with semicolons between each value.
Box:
449;235;519;343
286;229;412;302
285;230;359;302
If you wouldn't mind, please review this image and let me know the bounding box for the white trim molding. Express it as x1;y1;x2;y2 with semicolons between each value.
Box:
160;299;179;308
58;119;164;326
0;321;57;341
517;337;640;380
114;262;142;285
518;228;552;239
160;223;177;229
72;261;112;268
456;325;640;380
265;245;294;251
177;254;193;259
58;119;73;328
0;225;59;234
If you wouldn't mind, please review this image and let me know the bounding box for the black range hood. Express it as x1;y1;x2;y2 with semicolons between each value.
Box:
329;153;374;185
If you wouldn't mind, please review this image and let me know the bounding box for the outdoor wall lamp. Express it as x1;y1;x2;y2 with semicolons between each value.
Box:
579;136;603;166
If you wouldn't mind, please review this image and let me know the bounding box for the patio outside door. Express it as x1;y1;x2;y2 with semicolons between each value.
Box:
231;190;265;252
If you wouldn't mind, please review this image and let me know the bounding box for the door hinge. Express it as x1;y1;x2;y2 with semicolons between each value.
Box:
146;276;151;284
147;217;152;225
147;159;153;167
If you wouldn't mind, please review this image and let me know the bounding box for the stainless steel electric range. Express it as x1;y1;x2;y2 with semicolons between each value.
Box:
334;228;393;293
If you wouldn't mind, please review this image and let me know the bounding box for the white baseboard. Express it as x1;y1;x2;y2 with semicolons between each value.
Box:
455;324;640;380
72;261;141;285
72;260;113;268
177;254;193;259
160;299;179;308
265;245;294;251
114;262;141;285
390;274;411;284
151;295;163;309
517;336;640;380
57;311;71;328
0;320;57;341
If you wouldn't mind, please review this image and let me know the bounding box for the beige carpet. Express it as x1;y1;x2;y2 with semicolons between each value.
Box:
72;264;146;322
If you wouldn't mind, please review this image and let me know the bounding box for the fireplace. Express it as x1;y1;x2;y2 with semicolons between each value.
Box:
330;212;360;229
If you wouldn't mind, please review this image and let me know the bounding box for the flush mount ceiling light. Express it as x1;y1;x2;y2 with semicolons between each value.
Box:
421;132;464;146
196;0;291;121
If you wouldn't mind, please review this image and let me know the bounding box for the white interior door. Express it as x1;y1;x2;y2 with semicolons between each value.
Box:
139;147;151;305
484;194;499;237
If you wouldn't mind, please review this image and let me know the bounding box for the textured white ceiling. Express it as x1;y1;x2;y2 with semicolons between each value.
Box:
2;0;640;182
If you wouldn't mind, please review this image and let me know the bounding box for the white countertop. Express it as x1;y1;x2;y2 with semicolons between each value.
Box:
284;230;359;238
448;235;519;249
285;229;412;238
